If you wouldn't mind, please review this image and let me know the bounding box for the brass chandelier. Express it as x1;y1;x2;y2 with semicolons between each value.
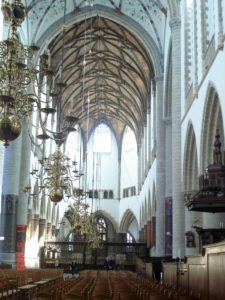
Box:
24;145;83;203
0;0;42;146
0;0;77;147
23;0;81;204
65;190;102;249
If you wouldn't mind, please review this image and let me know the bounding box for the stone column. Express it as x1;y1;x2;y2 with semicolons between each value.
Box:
165;120;172;198
147;221;151;248
33;214;40;239
141;131;145;180
0;136;22;265
141;228;144;242
170;18;185;258
152;83;157;158
144;125;147;176
137;146;141;192
17;123;31;227
144;224;147;243
138;230;141;242
200;0;207;56
217;0;223;49
47;222;52;240
193;0;199;96
55;228;60;238
26;209;32;241
16;123;31;264
52;225;56;238
155;75;165;256
39;218;46;241
118;154;121;200
164;120;172;256
0;146;4;204
139;142;143;187
147;108;151;167
17;124;31;269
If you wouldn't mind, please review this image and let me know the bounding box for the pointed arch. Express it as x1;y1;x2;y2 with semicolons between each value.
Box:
183;122;198;191
93;209;118;232
92;210;118;241
120;209;138;233
121;126;138;195
201;84;224;170
89;120;119;150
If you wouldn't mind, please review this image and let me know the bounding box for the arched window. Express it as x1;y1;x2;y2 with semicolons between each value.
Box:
68;232;74;251
96;217;107;241
123;127;136;152
103;190;108;199
127;232;134;243
109;190;113;198
93;124;111;153
89;190;93;198
94;190;98;199
126;232;135;252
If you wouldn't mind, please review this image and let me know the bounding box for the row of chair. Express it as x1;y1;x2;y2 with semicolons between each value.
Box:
135;276;201;300
66;270;140;299
0;268;64;299
0;268;202;299
37;277;81;300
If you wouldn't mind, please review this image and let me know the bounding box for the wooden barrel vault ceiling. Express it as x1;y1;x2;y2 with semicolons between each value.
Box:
48;16;154;142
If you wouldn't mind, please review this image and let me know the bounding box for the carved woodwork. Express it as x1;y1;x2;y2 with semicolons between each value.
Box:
185;131;225;212
41;241;147;270
195;228;225;254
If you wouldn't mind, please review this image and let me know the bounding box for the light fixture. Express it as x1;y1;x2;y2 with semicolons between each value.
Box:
35;0;79;146
25;0;101;247
24;146;83;203
0;0;77;147
0;0;44;146
24;0;80;203
65;191;102;249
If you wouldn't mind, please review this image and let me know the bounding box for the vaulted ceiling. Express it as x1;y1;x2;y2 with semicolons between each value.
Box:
24;0;167;143
48;16;153;141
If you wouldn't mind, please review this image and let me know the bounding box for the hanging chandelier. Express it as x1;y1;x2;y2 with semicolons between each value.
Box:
35;0;79;145
65;190;102;249
0;0;77;147
0;0;42;146
24;145;83;203
36;82;79;145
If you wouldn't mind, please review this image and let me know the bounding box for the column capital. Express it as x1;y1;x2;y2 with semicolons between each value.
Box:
169;18;181;30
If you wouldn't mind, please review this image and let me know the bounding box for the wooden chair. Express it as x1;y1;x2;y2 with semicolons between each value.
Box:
178;296;200;300
148;295;170;300
118;292;139;300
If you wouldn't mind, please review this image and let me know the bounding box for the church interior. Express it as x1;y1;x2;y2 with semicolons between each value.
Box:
0;0;225;299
